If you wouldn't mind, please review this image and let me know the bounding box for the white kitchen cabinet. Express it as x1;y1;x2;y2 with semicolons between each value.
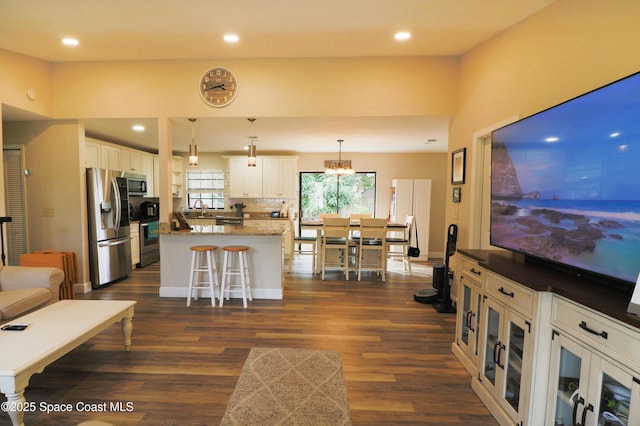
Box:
227;156;263;198
142;153;155;196
453;254;484;375
262;157;298;198
85;140;101;168
121;149;143;173
130;222;140;267
546;296;640;426
100;144;121;171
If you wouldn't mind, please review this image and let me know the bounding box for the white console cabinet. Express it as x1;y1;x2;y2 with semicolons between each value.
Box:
474;271;537;426
546;296;640;426
453;255;484;375
453;250;640;426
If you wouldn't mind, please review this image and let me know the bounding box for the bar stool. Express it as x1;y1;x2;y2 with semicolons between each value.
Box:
187;245;219;307
220;245;253;308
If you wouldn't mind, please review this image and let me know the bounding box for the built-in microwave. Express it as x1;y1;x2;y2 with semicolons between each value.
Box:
124;173;147;197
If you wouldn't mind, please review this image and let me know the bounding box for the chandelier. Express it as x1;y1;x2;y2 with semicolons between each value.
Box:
324;139;354;175
188;118;198;166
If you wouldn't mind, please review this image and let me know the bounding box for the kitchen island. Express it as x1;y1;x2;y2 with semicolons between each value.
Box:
158;222;288;300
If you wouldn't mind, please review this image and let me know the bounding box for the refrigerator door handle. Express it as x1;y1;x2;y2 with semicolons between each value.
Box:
98;236;131;247
111;176;121;232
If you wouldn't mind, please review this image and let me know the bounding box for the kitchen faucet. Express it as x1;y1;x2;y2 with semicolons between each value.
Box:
193;199;204;210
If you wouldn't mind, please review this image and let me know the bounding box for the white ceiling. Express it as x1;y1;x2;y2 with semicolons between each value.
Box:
0;0;556;153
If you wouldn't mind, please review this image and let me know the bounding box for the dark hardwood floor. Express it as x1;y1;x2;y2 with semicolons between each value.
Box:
4;258;498;425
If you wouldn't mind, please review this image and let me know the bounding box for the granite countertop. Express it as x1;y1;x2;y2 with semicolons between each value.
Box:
183;211;290;220
160;223;288;236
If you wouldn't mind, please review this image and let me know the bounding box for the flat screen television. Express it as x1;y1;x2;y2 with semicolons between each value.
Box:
491;71;640;290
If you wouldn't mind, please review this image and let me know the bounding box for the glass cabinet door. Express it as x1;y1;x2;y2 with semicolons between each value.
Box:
460;278;472;348
504;318;525;412
482;302;501;389
548;333;590;426
590;357;637;426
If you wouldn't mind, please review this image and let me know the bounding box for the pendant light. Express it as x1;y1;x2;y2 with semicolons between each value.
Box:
247;117;257;167
188;118;198;166
247;136;257;167
324;139;354;175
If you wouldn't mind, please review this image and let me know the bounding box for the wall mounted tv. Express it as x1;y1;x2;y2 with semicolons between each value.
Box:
491;71;640;290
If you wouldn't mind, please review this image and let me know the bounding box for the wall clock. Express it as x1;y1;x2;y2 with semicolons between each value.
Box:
199;67;238;107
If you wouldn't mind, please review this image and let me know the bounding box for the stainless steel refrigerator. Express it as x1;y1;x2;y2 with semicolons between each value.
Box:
87;168;132;287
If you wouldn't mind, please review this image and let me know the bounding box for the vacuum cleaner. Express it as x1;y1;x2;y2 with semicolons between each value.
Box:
413;223;458;313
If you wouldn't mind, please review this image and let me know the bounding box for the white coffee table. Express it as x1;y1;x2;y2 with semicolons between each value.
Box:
0;300;136;426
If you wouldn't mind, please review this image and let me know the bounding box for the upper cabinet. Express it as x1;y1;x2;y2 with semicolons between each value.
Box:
262;157;298;198
121;149;143;173
227;157;263;198
227;156;297;199
85;139;101;169
85;137;158;196
100;144;121;171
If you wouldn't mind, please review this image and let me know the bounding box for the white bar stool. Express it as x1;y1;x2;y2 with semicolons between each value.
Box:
220;245;253;308
187;245;219;307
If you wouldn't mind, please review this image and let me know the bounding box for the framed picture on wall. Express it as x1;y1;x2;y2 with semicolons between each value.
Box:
451;148;466;184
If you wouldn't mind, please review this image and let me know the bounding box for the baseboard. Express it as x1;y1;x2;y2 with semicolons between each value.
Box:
451;343;477;376
74;282;92;294
471;377;513;426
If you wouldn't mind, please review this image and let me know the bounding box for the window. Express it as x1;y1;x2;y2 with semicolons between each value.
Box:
186;169;225;209
299;172;376;220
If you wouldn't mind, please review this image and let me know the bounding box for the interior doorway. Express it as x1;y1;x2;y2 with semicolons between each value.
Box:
469;117;518;249
3;146;28;265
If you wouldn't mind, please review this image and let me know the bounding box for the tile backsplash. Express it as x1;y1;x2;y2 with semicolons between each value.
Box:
225;198;297;213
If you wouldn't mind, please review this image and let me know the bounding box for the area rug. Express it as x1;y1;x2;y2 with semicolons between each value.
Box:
220;347;352;425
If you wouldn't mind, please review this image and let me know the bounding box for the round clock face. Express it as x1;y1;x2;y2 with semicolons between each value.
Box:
199;67;238;107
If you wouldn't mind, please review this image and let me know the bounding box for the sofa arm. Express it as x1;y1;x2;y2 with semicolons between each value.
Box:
0;266;64;301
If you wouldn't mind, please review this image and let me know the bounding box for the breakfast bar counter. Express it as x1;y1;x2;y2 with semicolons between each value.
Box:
158;223;288;300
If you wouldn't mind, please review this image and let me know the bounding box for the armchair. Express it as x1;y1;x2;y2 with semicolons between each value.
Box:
0;266;64;321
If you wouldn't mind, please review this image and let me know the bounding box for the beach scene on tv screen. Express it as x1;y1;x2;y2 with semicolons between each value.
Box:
490;73;640;284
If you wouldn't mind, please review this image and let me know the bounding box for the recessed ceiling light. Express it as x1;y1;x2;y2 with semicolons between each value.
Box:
61;37;79;46
132;124;145;132
545;136;560;143
394;31;411;41
610;132;621;138
224;34;240;43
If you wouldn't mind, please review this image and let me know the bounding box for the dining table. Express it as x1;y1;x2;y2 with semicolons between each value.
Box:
299;219;407;274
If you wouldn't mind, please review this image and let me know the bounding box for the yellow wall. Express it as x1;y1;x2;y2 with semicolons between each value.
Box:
3;121;86;265
50;57;459;118
448;0;640;254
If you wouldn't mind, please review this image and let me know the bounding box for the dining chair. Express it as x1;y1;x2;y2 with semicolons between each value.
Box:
288;219;317;273
319;213;341;220
349;213;371;220
387;215;414;275
353;218;387;281
320;217;353;280
315;213;341;272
